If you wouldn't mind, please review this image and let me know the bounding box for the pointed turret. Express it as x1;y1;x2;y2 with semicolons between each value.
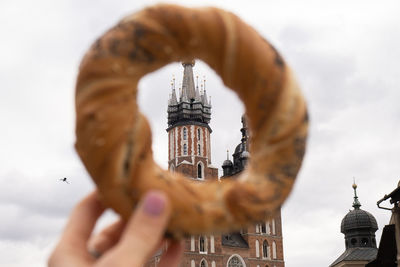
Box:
181;61;196;102
195;75;201;101
202;84;209;106
169;79;178;105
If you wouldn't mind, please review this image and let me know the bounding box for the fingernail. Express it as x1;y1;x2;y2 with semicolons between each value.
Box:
142;191;166;216
88;248;102;259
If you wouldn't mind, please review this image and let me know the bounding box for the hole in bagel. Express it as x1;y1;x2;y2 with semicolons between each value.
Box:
138;60;245;180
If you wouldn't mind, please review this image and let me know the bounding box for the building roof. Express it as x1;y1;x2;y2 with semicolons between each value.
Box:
341;209;378;233
221;233;249;248
330;247;377;266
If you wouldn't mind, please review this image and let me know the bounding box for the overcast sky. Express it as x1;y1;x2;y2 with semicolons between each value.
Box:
1;0;400;266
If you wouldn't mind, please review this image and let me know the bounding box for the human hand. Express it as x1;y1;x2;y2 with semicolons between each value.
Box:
48;190;183;267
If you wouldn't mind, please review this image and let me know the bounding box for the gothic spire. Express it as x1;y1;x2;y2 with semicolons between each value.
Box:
181;61;196;102
195;75;201;101
202;78;209;106
170;80;178;105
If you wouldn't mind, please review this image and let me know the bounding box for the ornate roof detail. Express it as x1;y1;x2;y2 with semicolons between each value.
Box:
167;61;212;128
352;181;361;210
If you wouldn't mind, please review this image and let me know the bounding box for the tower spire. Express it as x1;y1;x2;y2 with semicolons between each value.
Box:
181;61;196;101
167;62;212;127
352;178;361;210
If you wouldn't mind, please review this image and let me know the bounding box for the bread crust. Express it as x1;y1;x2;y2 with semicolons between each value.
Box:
75;4;308;237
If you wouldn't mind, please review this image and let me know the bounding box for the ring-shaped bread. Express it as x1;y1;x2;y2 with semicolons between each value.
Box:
75;4;308;237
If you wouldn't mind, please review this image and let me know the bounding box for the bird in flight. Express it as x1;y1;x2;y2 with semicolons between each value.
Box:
59;177;70;184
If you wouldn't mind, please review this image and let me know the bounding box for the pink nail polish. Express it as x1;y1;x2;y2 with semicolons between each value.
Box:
143;191;166;216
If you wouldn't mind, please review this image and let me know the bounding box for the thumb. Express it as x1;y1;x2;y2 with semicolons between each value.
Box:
98;190;171;267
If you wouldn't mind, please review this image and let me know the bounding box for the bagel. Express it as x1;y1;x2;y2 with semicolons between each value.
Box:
75;4;308;237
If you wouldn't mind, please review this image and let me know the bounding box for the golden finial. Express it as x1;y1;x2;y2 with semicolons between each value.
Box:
352;177;357;189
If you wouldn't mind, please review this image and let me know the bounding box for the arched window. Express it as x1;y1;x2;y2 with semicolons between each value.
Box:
191;260;195;267
198;128;201;140
212;261;216;267
227;256;244;267
197;162;203;179
183;127;187;140
198;143;201;155
272;241;277;259
263;240;269;258
199;236;207;253
200;259;207;267
183;144;187;155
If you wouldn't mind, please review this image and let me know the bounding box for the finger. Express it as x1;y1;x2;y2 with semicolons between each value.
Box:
61;191;105;249
88;219;125;256
100;190;171;266
158;241;184;267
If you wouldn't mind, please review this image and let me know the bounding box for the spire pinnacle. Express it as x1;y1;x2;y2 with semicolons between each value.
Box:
352;178;361;210
226;150;229;160
181;61;196;101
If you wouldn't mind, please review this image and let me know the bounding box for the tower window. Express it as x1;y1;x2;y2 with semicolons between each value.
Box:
198;128;201;140
183;127;187;140
263;240;269;258
183;144;187;155
200;259;207;267
198;144;201;156
199;236;207;253
261;223;266;234
197;163;203;179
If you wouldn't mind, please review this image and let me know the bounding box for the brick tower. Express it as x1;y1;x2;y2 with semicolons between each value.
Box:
146;62;285;267
166;61;218;180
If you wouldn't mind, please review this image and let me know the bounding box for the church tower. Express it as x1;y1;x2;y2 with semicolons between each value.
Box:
330;183;378;267
166;61;218;180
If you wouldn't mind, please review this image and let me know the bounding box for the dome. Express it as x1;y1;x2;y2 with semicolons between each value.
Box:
234;143;245;154
341;209;378;234
222;159;233;167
